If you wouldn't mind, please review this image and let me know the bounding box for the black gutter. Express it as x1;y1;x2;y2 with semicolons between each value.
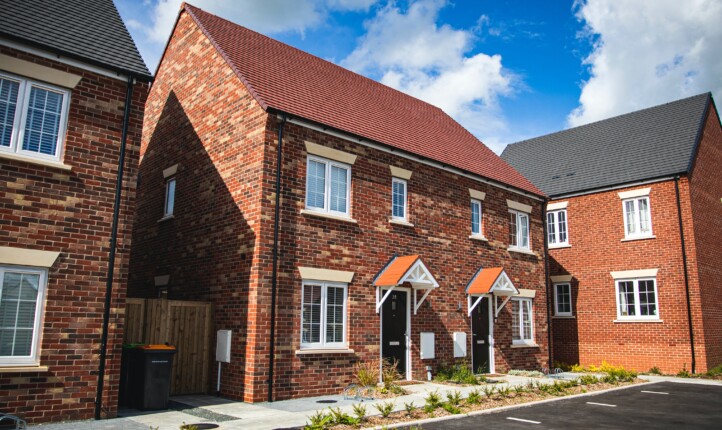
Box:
541;199;553;368
95;75;134;420
674;176;696;374
268;114;287;402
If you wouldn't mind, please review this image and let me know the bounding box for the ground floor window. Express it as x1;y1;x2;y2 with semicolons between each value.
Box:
511;298;533;344
301;281;347;349
616;278;658;319
0;265;47;365
554;283;572;316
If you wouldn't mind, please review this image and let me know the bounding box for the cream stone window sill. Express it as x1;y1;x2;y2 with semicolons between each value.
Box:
301;209;358;224
469;235;488;242
158;215;175;223
553;315;576;319
389;218;414;227
613;319;663;323
511;343;539;349
0;365;49;373
508;247;537;256
621;235;656;242
548;244;571;249
0;152;72;171
295;348;355;355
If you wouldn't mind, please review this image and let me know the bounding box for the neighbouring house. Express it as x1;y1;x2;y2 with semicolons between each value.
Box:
128;3;549;403
502;93;722;374
0;0;151;423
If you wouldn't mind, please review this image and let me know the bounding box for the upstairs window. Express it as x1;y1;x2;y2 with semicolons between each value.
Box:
0;73;70;162
301;281;347;349
391;177;407;221
470;199;483;236
509;210;530;250
623;197;652;239
547;210;568;246
306;155;351;217
0;265;47;366
164;177;176;217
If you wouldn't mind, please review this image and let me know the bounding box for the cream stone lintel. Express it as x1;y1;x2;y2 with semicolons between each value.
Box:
547;201;568;211
0;246;60;268
1;54;82;88
390;166;412;180
610;268;658;279
551;275;573;283
517;288;536;299
618;187;651;200
507;199;532;213
298;267;355;283
305;141;357;165
154;275;170;286
163;164;178;178
469;189;486;201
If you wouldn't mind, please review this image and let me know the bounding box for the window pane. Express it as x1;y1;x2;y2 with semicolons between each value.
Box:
471;201;481;234
0;78;20;148
306;159;326;209
547;212;556;244
165;179;176;216
638;198;650;233
392;180;406;218
625;200;636;235
522;300;532;340
325;286;344;343
22;86;63;156
511;300;520;340
509;212;518;246
556;284;571;314
301;284;322;344
0;272;40;357
519;213;529;248
638;280;657;316
618;281;636;316
558;211;567;243
329;165;348;213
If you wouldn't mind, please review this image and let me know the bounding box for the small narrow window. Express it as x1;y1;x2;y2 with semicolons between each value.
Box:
509;210;530;250
470;199;482;236
164;177;176;217
622;197;652;238
305;156;351;217
615;278;658;319
547;210;568;246
554;283;572;316
301;281;348;349
511;298;534;344
392;177;407;221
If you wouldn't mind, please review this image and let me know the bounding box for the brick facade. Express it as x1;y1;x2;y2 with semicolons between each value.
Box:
129;11;549;403
0;46;148;422
549;104;722;373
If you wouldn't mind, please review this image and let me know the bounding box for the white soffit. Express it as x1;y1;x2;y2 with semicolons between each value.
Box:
0;54;82;88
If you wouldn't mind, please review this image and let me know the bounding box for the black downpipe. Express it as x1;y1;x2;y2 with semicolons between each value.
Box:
95;76;134;420
541;200;553;368
268;114;287;402
674;176;696;374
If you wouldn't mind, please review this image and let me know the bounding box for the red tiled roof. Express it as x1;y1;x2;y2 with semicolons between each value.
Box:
373;255;420;287
182;4;543;196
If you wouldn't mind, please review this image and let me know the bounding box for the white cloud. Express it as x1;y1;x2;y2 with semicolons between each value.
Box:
341;0;516;153
568;0;722;127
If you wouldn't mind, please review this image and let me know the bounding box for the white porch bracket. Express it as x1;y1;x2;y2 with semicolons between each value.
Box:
494;295;512;318
467;294;487;316
413;288;433;315
376;285;396;313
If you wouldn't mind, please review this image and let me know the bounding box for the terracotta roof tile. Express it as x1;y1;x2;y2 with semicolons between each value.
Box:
182;4;542;196
374;255;420;287
466;267;503;295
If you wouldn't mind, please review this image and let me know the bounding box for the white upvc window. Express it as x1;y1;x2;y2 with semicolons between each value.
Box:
511;298;534;344
391;177;407;221
305;155;351;217
164;177;176;217
615;278;659;320
623;197;652;239
547;210;568;246
0;265;48;366
470;199;483;236
301;281;347;349
509;210;530;250
0;73;71;163
554;283;572;316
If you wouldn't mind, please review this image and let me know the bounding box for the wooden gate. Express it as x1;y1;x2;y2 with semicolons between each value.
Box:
124;298;213;395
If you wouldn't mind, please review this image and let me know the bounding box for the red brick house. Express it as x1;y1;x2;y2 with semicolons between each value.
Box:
129;4;549;403
0;0;151;422
502;94;722;374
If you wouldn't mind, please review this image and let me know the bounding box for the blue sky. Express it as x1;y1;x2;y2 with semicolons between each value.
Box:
115;0;722;153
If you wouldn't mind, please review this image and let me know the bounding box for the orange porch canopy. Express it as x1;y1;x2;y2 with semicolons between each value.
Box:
373;254;439;314
465;267;519;317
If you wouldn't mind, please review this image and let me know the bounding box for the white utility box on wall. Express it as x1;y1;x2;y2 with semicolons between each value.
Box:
420;332;435;359
216;330;232;363
453;332;467;357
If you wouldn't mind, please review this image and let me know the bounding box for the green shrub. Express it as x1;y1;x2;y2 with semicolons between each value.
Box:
435;361;479;385
404;401;415;416
678;363;691;378
482;384;495;398
508;369;545;377
354;359;380;387
497;385;511;398
706;364;722;377
423;403;436;416
375;400;396;418
466;389;481;404
648;366;662;375
304;411;332;430
446;390;462;406
513;384;526;395
328;407;358;426
382;359;402;389
352;403;367;422
424;390;442;409
441;402;461;414
553;360;572;371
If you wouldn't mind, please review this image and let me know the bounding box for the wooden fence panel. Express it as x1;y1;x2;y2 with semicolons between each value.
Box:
123;298;212;395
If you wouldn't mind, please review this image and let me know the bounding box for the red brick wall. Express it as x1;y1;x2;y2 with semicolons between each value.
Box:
0;47;148;422
130;10;548;403
688;102;722;371
549;179;707;374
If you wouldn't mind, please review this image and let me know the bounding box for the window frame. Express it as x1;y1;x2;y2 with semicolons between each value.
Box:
547;209;568;246
470;198;483;237
553;283;573;317
300;280;348;349
164;177;176;218
0;72;71;163
508;209;531;250
614;277;659;320
511;297;534;345
622;196;653;239
0;265;48;366
391;177;408;221
305;155;352;217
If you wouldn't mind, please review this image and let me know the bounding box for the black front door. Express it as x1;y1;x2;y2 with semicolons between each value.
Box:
471;296;491;373
381;290;407;376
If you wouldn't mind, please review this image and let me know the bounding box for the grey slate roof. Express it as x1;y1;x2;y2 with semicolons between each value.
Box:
1;0;151;80
501;93;712;197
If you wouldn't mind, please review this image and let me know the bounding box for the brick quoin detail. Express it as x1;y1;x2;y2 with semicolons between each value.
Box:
0;47;148;422
129;11;549;403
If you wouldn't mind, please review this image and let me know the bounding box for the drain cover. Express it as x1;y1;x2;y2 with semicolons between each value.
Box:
316;399;338;404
